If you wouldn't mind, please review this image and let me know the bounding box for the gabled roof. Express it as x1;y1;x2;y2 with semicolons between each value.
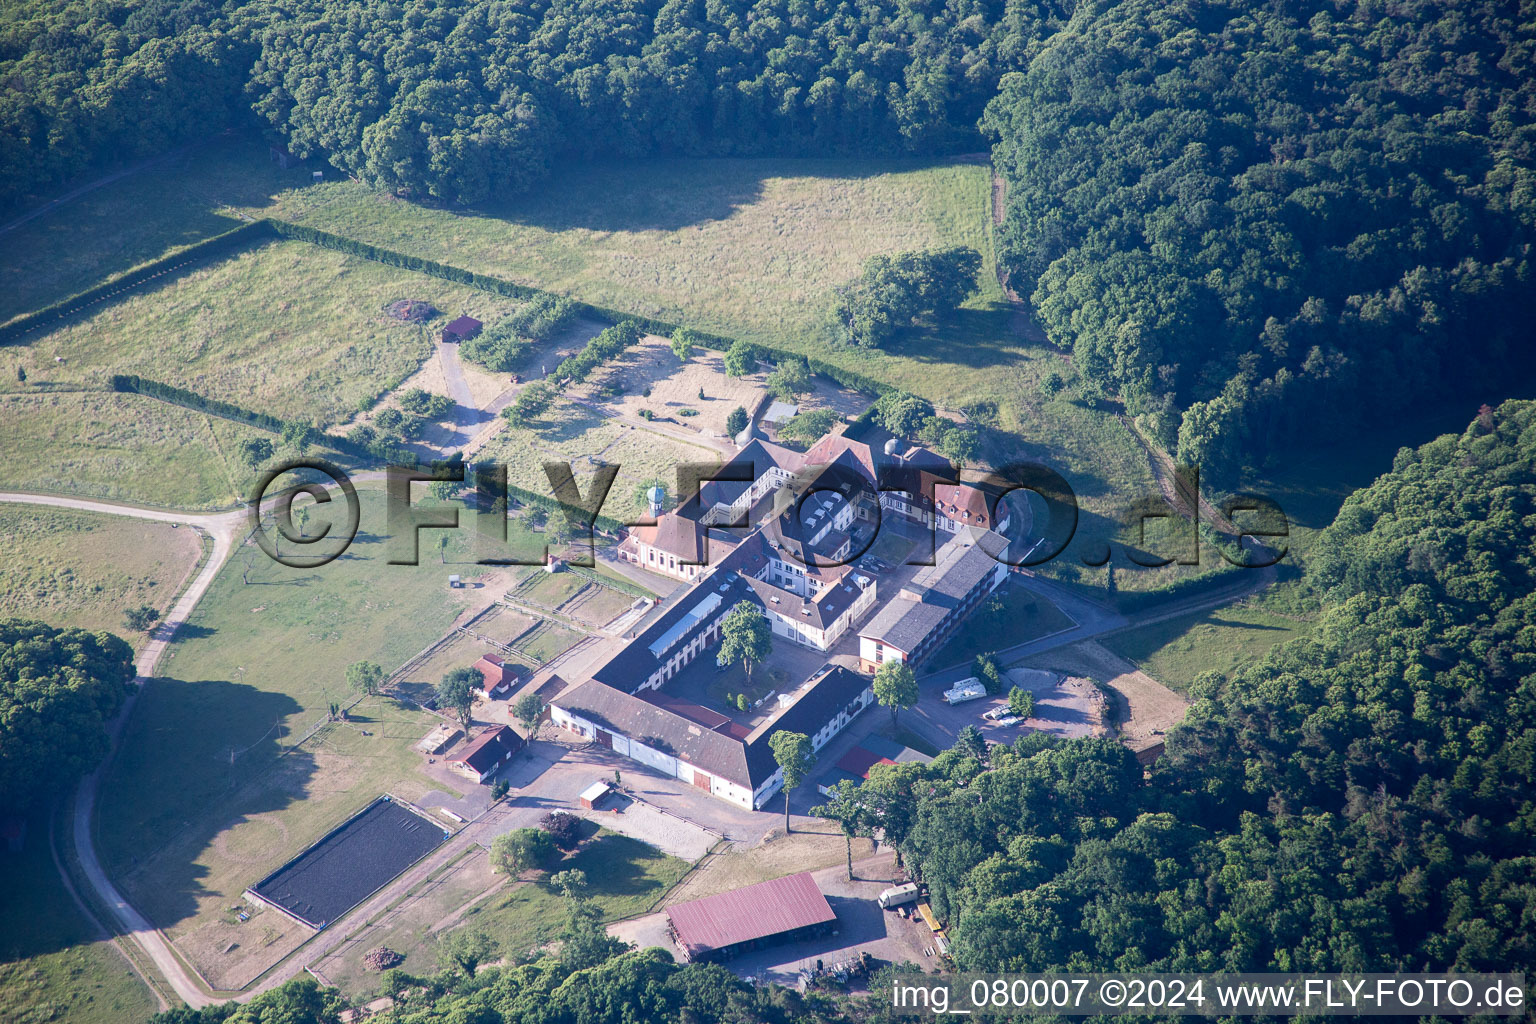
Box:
452;725;520;773
631;512;707;562
858;536;1004;651
695;438;806;510
741;665;872;782
554;680;753;785
588;573;757;689
667;871;835;957
444;315;482;336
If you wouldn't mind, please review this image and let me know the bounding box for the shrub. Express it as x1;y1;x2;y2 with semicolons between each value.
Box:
726;405;749;436
540;811;583;850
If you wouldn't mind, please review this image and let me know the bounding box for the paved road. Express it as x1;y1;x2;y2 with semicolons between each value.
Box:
436;340;480;449
0;492;247;1008
904;558;1278;751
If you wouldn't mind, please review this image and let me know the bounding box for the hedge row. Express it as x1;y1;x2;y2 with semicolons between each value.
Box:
109;373;627;532
0;220;277;345
263;218;892;397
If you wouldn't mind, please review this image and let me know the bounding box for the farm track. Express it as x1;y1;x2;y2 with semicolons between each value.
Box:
0;491;250;1008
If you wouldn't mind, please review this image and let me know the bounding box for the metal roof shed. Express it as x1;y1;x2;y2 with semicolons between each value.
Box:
666;870;836;961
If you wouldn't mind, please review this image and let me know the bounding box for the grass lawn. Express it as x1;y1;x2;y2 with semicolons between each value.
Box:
94;487;506;982
7;240;503;428
0;818;158;1024
453;830;689;960
927;582;1078;669
0;135;310;326
0;390;281;509
1102;603;1310;695
0;504;204;642
238;153;1158;551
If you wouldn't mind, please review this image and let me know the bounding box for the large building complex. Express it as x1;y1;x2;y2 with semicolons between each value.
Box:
555;419;1020;810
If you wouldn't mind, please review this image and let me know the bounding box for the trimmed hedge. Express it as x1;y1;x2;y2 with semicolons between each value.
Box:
0;220;277;344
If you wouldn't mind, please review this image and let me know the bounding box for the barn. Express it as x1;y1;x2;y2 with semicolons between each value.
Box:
666;870;836;962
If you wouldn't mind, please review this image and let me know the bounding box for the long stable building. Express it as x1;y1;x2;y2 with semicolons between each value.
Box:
666;870;837;961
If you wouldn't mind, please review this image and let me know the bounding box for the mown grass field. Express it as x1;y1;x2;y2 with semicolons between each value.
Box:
0;822;157;1024
0;390;279;509
1101;602;1310;695
95;487;513;981
315;829;688;998
8;240;504;427
0;505;203;641
234;151;1160;556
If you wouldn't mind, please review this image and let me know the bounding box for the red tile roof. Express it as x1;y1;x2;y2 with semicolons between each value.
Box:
667;871;836;957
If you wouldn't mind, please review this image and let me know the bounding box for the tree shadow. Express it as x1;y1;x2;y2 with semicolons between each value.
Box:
96;676;315;931
450;155;971;233
166;622;215;643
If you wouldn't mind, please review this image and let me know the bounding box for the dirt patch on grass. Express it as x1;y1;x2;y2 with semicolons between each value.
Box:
1017;640;1188;750
177;902;311;992
662;821;876;905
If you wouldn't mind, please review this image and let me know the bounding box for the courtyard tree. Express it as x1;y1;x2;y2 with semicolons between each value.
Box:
768;730;815;835
725;405;749;437
1007;686;1035;720
540;810;583;849
514;692;545;735
812;778;873;879
716;602;772;690
346;660;383;696
122;604;160;634
765;357;810;400
723;339;757;377
873;660;919;729
437;928;499;978
670;327;698;361
953;724;987;763
437;667;481;731
490;827;555;876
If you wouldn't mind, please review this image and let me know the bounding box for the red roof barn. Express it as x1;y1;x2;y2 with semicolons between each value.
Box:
666;870;836;961
442;315;482;343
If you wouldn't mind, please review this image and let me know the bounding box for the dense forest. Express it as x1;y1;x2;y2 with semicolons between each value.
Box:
858;400;1536;974
984;0;1536;482
0;619;135;815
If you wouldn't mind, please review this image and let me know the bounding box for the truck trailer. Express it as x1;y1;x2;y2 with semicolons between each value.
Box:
877;882;921;909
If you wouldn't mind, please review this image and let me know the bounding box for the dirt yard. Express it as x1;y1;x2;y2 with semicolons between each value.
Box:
1016;640;1189;751
568;333;768;439
661;820;877;905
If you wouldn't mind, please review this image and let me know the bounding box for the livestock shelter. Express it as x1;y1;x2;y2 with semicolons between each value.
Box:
666;870;836;962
